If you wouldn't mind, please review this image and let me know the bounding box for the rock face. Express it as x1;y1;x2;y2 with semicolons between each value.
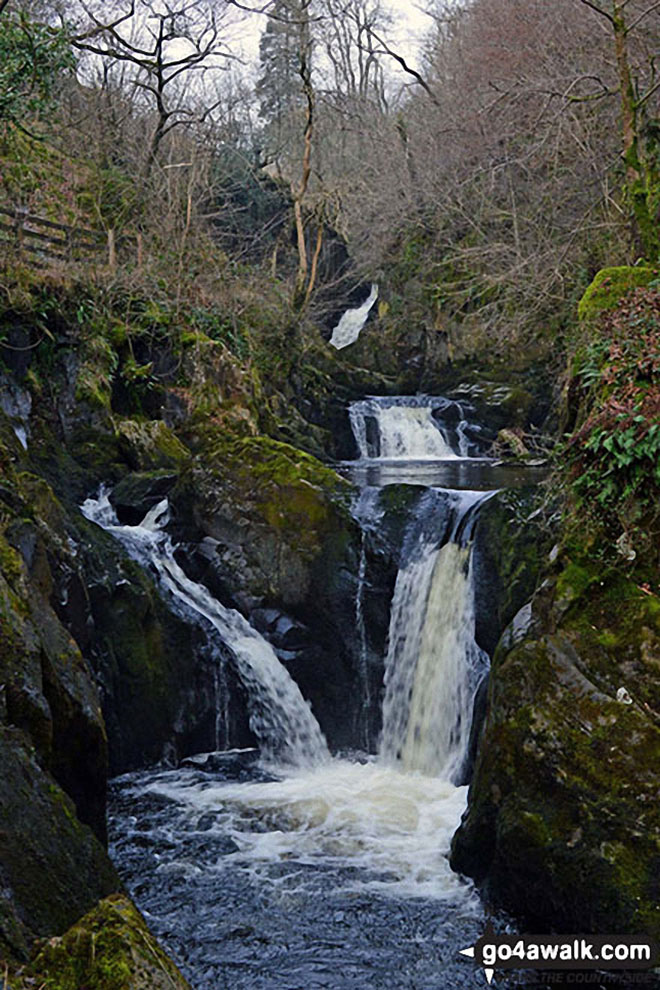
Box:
0;418;121;959
168;433;375;749
0;728;118;961
451;558;660;939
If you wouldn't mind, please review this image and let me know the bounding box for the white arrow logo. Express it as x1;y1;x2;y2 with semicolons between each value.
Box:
460;945;495;985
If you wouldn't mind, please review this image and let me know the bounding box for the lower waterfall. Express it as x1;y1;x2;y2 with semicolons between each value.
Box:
100;489;489;892
380;490;491;781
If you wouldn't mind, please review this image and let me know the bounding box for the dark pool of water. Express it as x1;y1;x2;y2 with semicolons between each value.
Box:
109;751;506;990
338;459;549;491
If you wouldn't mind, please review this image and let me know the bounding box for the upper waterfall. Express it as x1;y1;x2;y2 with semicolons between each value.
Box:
330;284;378;350
349;395;478;462
81;491;329;768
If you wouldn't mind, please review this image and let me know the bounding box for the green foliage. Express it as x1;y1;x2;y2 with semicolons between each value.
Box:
564;284;660;552
0;12;74;128
190;306;250;359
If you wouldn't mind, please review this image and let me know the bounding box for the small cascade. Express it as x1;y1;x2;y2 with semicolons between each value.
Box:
330;283;378;350
379;490;491;781
81;492;329;768
0;379;31;450
349;395;481;462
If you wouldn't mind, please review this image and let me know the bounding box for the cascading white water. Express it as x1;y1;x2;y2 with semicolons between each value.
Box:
81;492;329;768
379;491;490;781
330;284;378;350
113;482;491;905
349;395;476;461
98;395;499;914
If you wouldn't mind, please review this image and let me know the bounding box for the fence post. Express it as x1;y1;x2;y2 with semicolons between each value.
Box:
107;229;116;272
14;209;26;257
136;231;143;271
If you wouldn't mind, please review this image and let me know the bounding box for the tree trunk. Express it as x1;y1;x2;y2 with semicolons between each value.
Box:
612;3;656;257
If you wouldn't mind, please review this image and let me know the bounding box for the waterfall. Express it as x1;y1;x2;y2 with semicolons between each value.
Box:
81;492;329;768
379;490;490;781
104;393;509;952
349;395;478;461
330;284;378;350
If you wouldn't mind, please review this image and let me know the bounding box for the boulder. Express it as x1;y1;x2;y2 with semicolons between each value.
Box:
451;560;660;939
20;894;191;990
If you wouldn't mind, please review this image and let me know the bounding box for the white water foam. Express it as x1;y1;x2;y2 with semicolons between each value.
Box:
132;759;477;904
330;284;378;350
349;396;474;461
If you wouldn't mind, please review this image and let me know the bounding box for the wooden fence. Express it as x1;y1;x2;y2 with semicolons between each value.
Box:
0;206;140;270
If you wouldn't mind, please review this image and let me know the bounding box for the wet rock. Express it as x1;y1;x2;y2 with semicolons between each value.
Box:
451;562;660;940
109;469;178;525
75;516;243;772
472;487;550;657
0;728;118;959
0;474;108;842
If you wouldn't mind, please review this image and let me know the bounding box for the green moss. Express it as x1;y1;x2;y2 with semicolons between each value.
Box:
75;335;118;411
554;560;598;604
211;435;351;556
27;895;190;990
577;266;659;325
116;419;190;471
0;533;23;587
230;435;346;493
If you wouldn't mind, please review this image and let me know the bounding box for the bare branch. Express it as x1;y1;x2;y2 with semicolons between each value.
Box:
576;0;615;25
626;0;660;33
366;29;440;106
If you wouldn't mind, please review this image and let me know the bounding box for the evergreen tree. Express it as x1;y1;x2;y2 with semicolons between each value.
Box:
255;0;312;169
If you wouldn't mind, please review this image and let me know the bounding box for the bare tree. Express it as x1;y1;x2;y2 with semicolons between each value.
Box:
71;0;240;170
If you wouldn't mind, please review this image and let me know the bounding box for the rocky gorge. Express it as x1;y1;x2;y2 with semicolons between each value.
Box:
0;246;658;989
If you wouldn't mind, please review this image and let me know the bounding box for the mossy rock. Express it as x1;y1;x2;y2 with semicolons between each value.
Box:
171;433;355;610
452;557;660;939
25;895;191;990
0;728;118;959
116;419;190;471
0;471;109;840
577;266;659;325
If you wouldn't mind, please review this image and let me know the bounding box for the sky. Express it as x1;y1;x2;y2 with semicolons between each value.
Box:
229;0;435;77
386;0;435;60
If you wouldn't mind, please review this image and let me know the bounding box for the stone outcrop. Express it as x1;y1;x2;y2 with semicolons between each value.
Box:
452;555;660;939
